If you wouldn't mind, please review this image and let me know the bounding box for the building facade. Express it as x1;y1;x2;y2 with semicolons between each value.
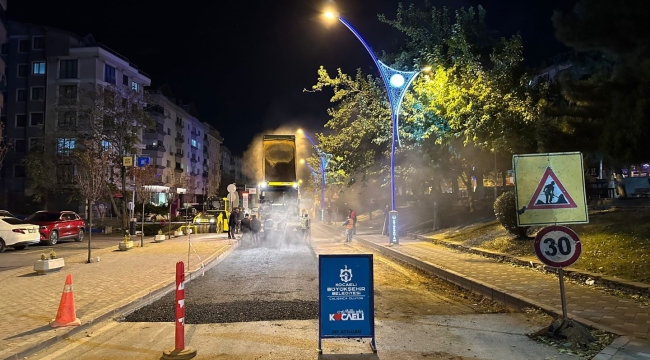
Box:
0;0;7;138
146;87;207;208
0;0;7;182
204;123;223;198
0;21;150;211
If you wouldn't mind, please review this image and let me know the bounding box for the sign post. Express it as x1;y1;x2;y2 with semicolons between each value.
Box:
318;254;376;354
534;225;582;319
162;261;197;359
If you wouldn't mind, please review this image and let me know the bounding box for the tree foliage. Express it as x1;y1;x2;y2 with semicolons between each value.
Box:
551;0;650;165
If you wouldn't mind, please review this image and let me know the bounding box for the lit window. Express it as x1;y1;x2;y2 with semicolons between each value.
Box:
57;138;76;156
131;81;139;92
191;139;197;147
102;140;111;151
32;62;46;75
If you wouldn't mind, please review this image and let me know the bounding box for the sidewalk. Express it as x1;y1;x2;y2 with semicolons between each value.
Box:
348;229;650;342
0;233;236;360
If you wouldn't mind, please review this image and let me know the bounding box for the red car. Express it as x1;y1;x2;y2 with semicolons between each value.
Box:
25;211;86;245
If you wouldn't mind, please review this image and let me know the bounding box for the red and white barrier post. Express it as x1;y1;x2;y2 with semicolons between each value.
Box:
162;261;197;360
175;261;185;350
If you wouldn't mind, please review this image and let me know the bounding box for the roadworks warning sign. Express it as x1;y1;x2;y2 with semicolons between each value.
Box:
513;152;588;226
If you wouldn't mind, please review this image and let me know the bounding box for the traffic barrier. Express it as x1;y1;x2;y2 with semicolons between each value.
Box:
162;261;197;359
50;274;81;328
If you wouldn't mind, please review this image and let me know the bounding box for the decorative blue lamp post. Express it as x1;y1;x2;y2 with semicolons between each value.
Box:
298;130;331;222
325;11;425;245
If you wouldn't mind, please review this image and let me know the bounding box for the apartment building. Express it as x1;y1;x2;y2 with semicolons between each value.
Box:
204;123;223;198
0;0;7;136
220;145;232;186
0;20;150;211
0;0;7;162
146;86;207;207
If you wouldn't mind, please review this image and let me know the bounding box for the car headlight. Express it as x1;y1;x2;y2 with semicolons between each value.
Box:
40;226;47;230
210;218;215;223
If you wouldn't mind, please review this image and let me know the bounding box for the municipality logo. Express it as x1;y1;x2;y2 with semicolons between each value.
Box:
329;309;364;321
340;265;352;282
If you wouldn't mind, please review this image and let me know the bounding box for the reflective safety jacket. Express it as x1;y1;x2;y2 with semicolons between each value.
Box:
301;217;310;229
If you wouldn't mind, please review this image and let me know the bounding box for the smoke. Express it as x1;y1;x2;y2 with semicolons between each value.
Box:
241;125;314;183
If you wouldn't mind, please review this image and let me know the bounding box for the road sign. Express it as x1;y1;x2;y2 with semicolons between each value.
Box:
318;254;376;354
534;225;582;268
122;156;133;167
137;156;150;167
227;184;236;193
513;152;588;226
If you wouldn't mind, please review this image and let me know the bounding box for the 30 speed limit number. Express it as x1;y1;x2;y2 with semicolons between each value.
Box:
534;225;582;268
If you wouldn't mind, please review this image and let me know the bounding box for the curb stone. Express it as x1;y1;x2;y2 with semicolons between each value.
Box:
349;233;631;360
408;233;650;297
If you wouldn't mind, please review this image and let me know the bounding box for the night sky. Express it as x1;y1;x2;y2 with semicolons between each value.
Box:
8;0;575;155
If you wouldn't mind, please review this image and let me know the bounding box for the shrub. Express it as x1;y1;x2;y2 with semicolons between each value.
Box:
493;191;529;239
142;223;181;236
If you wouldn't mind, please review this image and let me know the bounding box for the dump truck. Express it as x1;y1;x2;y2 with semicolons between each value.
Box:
258;135;300;230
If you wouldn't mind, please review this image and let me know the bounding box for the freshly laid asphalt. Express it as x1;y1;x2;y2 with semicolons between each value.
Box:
1;217;650;359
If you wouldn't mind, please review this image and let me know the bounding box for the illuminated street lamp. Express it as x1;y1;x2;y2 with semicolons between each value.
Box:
298;129;331;222
324;11;426;245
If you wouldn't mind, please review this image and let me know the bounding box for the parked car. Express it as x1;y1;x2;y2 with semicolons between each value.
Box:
0;216;40;252
24;211;86;245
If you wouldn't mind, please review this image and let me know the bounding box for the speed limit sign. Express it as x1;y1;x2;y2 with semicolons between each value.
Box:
534;225;582;268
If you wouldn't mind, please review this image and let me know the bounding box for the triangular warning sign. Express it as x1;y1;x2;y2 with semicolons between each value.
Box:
527;167;578;210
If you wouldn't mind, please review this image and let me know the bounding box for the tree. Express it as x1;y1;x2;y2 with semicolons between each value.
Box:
551;0;650;165
23;138;59;209
310;4;536;213
133;164;160;247
164;169;187;224
73;139;109;263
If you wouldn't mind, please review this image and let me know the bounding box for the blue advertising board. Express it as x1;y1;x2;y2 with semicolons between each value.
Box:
318;254;376;353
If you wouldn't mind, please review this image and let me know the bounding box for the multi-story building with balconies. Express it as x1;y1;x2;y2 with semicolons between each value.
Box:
146;86;208;208
202;123;222;198
0;21;150;211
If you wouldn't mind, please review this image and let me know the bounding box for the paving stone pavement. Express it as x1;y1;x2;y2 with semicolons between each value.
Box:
0;233;234;359
354;232;650;341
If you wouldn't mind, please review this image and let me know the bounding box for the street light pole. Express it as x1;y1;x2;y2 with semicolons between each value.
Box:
326;13;424;245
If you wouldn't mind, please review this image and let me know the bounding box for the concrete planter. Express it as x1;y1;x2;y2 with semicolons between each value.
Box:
118;240;134;251
34;258;65;275
154;235;166;242
174;230;183;237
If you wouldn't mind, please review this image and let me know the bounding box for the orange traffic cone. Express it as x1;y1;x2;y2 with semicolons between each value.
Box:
50;274;81;328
